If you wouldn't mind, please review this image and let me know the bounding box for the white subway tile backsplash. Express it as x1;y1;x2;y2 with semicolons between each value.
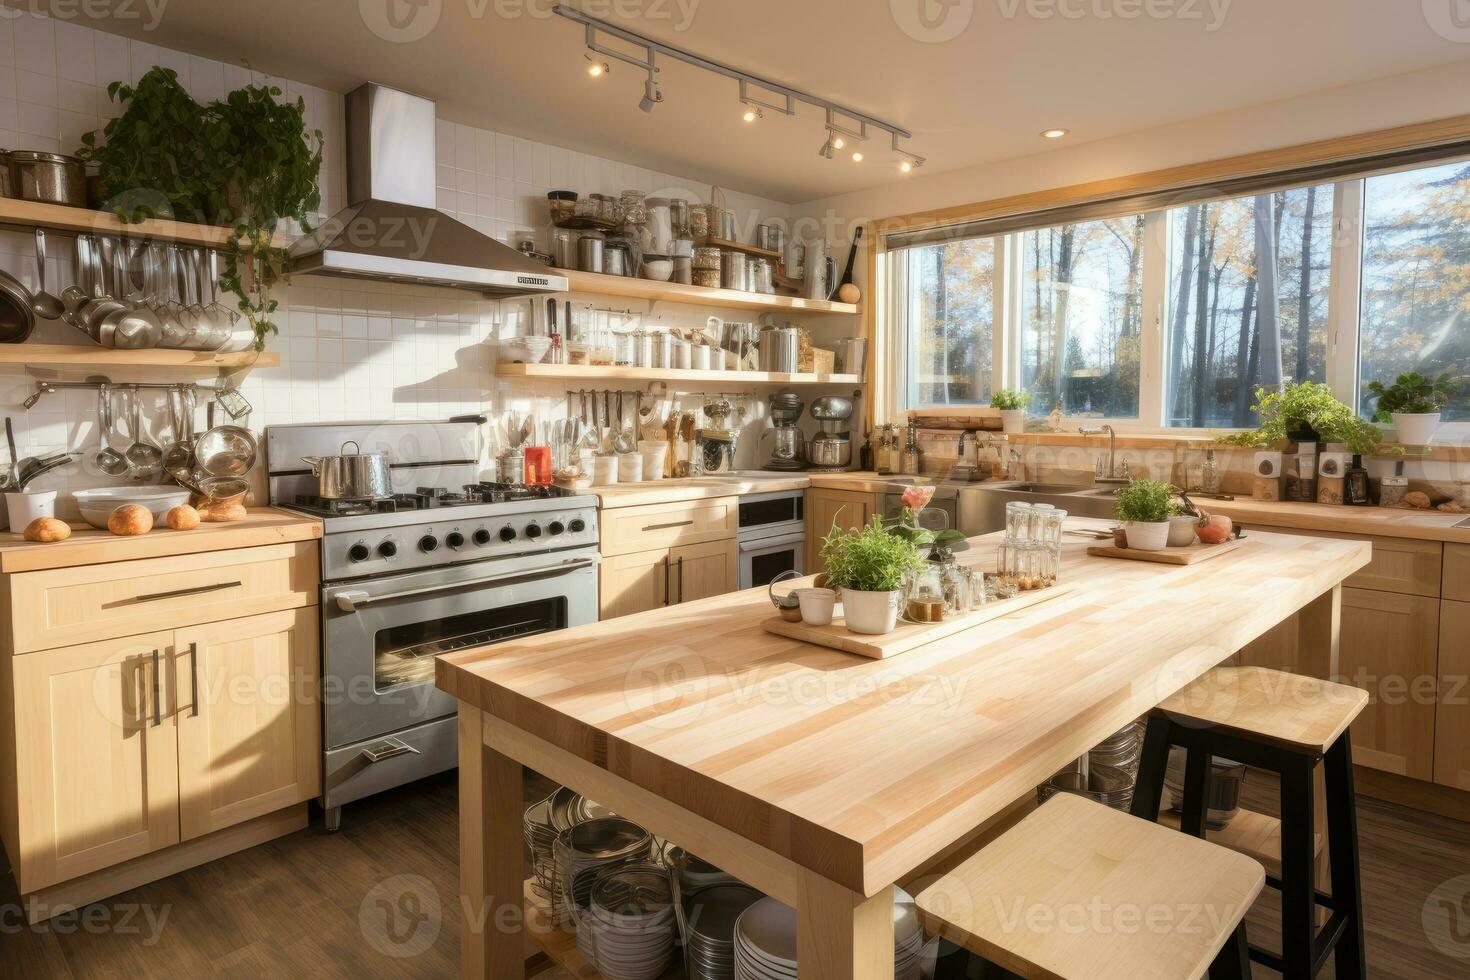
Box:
12;14;54;75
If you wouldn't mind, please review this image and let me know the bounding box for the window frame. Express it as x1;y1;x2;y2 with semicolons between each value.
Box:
885;158;1470;442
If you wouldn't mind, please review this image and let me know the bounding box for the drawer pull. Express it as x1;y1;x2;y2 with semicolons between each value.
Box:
150;648;161;728
643;520;694;531
133;580;241;604
188;642;199;718
361;738;421;763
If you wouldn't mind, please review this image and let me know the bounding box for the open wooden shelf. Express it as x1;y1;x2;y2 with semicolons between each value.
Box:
496;362;862;385
560;268;859;316
523;879;686;980
0;198;292;248
0;343;278;372
704;237;783;261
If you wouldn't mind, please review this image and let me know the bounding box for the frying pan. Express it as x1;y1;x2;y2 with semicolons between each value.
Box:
0;267;36;343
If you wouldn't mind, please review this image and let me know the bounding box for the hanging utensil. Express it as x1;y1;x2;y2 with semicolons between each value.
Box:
0;264;36;344
61;234;92;333
611;391;635;454
161;388;194;484
195;394;259;479
107;240;162;349
80;236;125;341
30;228;63;320
4;416;17;487
122;388;164;481
95;384;130;476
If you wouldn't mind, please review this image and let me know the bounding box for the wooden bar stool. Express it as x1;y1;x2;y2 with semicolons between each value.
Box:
1130;666;1368;980
915;793;1264;979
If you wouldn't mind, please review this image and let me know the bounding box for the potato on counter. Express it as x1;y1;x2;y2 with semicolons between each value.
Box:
107;504;154;536
166;504;201;530
23;517;71;542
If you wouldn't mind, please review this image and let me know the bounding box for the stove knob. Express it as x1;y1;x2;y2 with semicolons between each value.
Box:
348;542;371;562
548;521;565;536
499;526;517;543
446;531;465;550
473;528;492;546
524;523;543;540
419;534;439;553
569;518;586;533
377;540;398;559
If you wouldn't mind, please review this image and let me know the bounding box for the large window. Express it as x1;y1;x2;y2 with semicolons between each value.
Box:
1165;186;1332;428
1019;217;1144;419
1359;161;1470;421
903;239;994;408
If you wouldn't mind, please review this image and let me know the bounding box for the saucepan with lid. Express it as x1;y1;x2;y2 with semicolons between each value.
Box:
301;440;392;499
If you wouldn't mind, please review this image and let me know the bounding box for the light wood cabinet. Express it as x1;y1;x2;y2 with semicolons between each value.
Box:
806;488;876;573
1443;544;1470;602
1435;600;1470;791
176;608;320;841
598;540;738;619
600;497;739;557
11;633;180;891
1338;587;1440;780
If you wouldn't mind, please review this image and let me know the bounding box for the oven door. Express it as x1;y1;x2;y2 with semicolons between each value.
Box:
738;530;806;591
321;551;599;750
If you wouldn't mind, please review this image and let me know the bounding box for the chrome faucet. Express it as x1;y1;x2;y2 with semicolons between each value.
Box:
1078;424;1127;484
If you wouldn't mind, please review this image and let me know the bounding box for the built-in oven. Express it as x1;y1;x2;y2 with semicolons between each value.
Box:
737;489;805;590
318;547;599;823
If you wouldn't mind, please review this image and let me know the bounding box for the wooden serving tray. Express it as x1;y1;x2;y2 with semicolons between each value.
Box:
761;583;1077;660
1086;538;1243;565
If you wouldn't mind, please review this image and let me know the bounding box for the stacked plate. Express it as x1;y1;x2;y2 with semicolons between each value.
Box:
683;883;763;980
669;845;741;894
524;787;613;924
583;864;678;980
732;889;924;980
1088;721;1146;777
555;816;655;933
1037;762;1136;812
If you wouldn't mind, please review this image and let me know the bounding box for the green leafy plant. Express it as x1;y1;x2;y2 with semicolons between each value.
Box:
886;507;967;558
79;66;323;351
991;389;1032;411
1215;382;1382;456
1365;372;1460;420
1114;479;1178;524
820;517;924;593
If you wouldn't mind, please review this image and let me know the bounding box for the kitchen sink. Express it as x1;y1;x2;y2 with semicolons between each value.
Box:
1002;482;1097;494
957;481;1120;533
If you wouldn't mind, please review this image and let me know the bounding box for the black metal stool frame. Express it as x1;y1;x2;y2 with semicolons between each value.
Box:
1130;713;1366;980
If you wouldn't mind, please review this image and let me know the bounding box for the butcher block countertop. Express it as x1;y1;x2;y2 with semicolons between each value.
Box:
0;507;321;573
592;471;923;507
438;529;1369;897
1199;497;1470;545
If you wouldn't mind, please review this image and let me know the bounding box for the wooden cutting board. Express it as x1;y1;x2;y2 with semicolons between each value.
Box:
761;583;1077;660
1085;538;1243;565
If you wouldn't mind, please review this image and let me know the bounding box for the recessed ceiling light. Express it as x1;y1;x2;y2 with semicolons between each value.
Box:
1041;128;1069;139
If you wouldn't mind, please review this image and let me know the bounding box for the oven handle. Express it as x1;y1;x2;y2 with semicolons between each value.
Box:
738;531;807;553
332;557;600;613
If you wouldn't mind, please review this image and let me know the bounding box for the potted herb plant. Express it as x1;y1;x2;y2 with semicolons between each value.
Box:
1366;371;1459;447
820;517;924;634
991;389;1031;435
1114;479;1178;551
1216;382;1382;456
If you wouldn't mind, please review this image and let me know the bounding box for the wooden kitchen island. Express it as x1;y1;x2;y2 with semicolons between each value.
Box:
436;529;1371;980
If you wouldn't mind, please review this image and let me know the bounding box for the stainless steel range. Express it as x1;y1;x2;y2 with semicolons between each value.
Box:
266;421;599;831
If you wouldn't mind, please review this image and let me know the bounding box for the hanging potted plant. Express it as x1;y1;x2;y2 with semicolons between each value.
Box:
991;389;1031;435
1365;372;1460;447
1113;479;1179;551
820;518;924;634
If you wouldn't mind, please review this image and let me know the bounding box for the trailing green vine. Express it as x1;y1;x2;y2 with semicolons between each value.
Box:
1213;382;1383;455
78;66;323;351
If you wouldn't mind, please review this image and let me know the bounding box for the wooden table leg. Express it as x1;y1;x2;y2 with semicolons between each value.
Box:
1296;583;1342;681
458;705;525;980
797;869;895;980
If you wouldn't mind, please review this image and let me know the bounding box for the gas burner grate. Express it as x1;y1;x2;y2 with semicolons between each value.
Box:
460;482;579;503
292;494;421;517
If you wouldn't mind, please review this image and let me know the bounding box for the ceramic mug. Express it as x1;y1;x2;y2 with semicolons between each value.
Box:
6;489;56;530
795;587;837;626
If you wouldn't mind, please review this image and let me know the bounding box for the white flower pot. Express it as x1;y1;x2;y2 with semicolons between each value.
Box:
1000;410;1026;435
1166;515;1198;548
840;588;901;635
1124;521;1172;551
1391;412;1441;447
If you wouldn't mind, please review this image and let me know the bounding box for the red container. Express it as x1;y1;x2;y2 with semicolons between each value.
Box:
524;446;552;486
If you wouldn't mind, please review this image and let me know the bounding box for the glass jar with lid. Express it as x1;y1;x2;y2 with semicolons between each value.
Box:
689;204;715;244
547;190;577;225
619;189;647;226
668;198;690;238
591;193;618;224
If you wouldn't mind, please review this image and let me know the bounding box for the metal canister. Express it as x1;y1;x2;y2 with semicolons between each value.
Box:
635;329;656;368
577;231;605;274
755;222;785;253
11;151;85;206
652;330;674;368
720;251;748;292
758;325;800;373
670;337;692;370
551;228;577;269
750;258;773;295
717;208;736;242
604;241;631;277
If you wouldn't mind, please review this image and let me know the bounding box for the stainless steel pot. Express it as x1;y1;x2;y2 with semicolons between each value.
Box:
808;433;852;468
301;440;392;499
11;151;86;207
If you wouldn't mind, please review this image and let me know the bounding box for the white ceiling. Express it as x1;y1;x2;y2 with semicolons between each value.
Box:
29;0;1470;202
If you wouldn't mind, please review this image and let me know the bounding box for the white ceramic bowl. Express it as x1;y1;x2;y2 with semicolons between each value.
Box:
74;485;191;530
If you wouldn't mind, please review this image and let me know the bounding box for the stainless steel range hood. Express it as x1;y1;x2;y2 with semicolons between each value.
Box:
289;84;566;297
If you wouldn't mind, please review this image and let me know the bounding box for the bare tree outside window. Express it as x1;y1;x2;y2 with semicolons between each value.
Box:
904;240;994;407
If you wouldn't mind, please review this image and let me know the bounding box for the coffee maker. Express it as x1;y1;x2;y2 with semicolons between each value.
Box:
696;398;737;474
807;395;854;472
761;392;806;471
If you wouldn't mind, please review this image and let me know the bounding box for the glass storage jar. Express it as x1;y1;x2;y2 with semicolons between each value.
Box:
548;190;578;225
619;190;647;225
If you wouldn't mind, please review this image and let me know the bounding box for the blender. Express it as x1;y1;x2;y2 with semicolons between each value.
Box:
760;392;807;471
807;395;854;471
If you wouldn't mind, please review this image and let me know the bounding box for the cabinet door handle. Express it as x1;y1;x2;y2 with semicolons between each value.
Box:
188;642;199;718
643;520;693;532
150;648;161;727
133;580;241;604
676;556;685;603
661;556;671;606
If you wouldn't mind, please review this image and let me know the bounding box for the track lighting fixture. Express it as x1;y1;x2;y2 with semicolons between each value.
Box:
556;4;925;169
